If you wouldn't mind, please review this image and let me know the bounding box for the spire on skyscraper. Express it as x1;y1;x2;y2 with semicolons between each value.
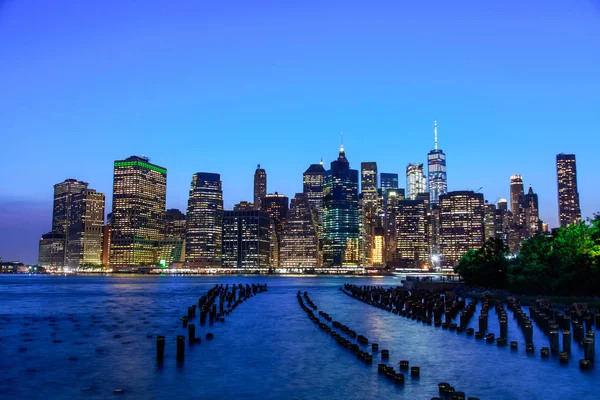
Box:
434;120;438;150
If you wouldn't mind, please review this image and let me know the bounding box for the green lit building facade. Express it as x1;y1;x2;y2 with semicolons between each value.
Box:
110;156;167;268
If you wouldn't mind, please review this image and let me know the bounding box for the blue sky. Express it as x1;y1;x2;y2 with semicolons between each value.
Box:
1;0;599;264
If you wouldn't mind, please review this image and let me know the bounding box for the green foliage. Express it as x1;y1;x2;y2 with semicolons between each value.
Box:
456;215;600;296
454;237;509;289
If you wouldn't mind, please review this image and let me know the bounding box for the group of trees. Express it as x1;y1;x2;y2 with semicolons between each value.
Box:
454;215;600;297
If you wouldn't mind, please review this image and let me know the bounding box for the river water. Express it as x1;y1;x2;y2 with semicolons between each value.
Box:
0;275;597;399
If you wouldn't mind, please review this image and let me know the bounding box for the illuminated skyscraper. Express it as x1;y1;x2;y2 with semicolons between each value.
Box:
510;174;524;221
185;173;223;267
254;164;267;210
371;227;385;267
396;199;429;267
406;163;427;200
222;210;271;269
262;192;289;268
303;162;325;212
427;120;447;205
383;188;404;264
323;144;359;266
66;189;105;267
280;193;319;269
303;161;325;261
522;186;541;236
439;191;484;268
52;179;89;235
380;173;398;193
360;162;378;266
110;156;166;268
556;153;581;227
484;201;497;240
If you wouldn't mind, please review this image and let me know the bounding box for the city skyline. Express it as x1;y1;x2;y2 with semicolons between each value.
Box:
2;0;599;263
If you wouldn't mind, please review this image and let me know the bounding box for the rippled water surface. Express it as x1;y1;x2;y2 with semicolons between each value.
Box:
0;275;597;399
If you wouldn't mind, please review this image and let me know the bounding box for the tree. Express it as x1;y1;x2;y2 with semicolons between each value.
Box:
454;237;509;289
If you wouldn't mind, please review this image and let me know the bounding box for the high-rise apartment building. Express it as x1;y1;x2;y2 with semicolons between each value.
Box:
323;145;359;266
406;164;427;200
556;153;581;227
427;120;447;205
396;199;429;267
280;193;320;269
222;210;271;269
254;164;267;210
439;191;484;268
66;189;105;267
110;156;167;268
380;173;399;193
185;173;223;267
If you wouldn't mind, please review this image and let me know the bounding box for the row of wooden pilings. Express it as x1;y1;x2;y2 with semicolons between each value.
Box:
297;290;423;388
156;283;267;363
342;283;596;371
523;299;595;369
340;285;482;399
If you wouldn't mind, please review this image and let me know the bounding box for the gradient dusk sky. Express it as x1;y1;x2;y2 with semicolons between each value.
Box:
1;0;599;264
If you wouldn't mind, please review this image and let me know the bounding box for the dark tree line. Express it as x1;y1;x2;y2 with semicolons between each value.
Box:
454;215;600;297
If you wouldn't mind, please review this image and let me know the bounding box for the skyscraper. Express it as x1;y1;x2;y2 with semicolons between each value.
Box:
427;120;447;205
380;173;399;193
406;163;427;200
66;189;105;267
323;144;359;266
484;201;497;240
522;186;541;236
280;193;320;269
556;153;581;227
303;162;325;211
164;209;186;239
110;156;167;268
261;192;289;268
50;178;89;266
39;179;105;269
360;162;378;266
396;199;429;267
185;172;223;267
254;164;267;210
222;210;271;269
158;208;187;266
510;174;524;221
52;179;89;234
439;191;484;268
303;161;326;262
